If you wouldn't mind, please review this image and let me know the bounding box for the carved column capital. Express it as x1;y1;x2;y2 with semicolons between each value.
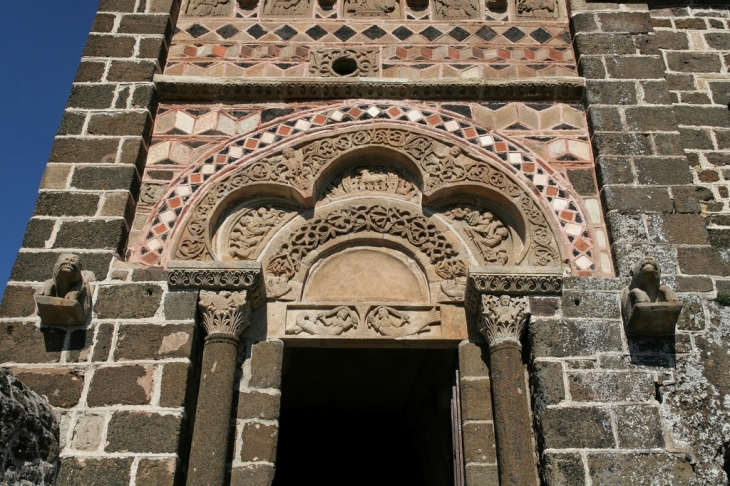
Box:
198;290;252;338
478;295;530;346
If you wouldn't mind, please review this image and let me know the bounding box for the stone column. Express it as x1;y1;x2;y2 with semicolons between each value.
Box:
478;295;537;486
187;290;252;486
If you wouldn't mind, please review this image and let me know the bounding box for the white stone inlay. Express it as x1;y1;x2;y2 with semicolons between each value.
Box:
576;255;593;270
202;165;216;175
330;110;345;122
565;223;583;237
367;106;381;117
508;152;523;163
600;253;611;272
444;120;460;132
174;111;195;134
260;132;276;145
585;199;602;224
479;135;494;146
596;229;607;249
533;174;548;186
294;120;311;131
229;146;243;159
552;198;568;210
406;110;423;122
147;238;163;251
160;211;176;224
177;185;191;197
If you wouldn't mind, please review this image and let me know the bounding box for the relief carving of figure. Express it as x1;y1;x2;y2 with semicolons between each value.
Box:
344;0;397;16
228;207;286;260
434;0;478;19
263;0;309;15
423;146;466;185
620;257;682;334
479;295;529;342
36;253;92;326
323;166;418;202
186;0;232;16
516;0;556;17
366;306;439;337
288;307;359;335
445;208;510;265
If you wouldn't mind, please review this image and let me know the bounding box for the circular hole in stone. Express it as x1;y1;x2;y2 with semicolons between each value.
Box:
332;57;358;76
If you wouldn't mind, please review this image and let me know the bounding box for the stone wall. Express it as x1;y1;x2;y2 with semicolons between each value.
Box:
0;368;60;485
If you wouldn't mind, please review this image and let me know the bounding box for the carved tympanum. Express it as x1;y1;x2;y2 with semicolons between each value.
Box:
198;290;252;337
310;49;379;78
321;166;418;203
434;0;478;19
436;260;469;301
186;0;232;15
36;253;92;326
262;0;310;15
479;295;530;343
444;206;511;265
225;207;288;260
343;0;400;17
516;0;556;17
366;306;439;337
287;306;359;335
620;257;683;335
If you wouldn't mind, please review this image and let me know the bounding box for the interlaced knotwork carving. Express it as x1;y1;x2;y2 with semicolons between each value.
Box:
322;166;418;203
198;290;251;337
266;204;458;279
478;295;530;343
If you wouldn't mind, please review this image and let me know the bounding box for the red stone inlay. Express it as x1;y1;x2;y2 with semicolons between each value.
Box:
494;142;508;152
245;139;258;149
560;211;575;222
523;163;535;172
574;238;590;252
463;128;477;139
213;46;227;57
169;197;183;209
426;115;441;126
154;223;168;235
312;114;327;125
277;125;292;136
190;174;203;184
141;253;159;265
546;186;559;196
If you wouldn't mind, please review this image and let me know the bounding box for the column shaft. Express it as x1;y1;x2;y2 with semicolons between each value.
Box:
187;334;239;486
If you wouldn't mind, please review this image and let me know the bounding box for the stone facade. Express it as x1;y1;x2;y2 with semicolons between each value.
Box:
0;0;729;484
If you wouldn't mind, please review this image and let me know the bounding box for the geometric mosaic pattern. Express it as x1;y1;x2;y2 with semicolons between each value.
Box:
132;101;611;276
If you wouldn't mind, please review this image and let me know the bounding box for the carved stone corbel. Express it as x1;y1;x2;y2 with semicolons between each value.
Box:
36;253;92;327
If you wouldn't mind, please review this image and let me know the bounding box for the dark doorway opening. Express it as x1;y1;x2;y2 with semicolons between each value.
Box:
273;347;457;486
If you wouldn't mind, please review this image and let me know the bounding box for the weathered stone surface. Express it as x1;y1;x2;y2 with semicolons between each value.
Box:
586;453;693;485
568;372;655;402
458;341;489;377
164;290;198;320
11;252;112;283
463;422;496;464
0;322;65;363
238;390;281;420
114;323;194;360
678;247;730;276
562;291;620;319
49;138;119;164
53;219;127;253
87;365;152;406
614;405;665;449
460;378;493;420
135;458;176;486
71;414;105;451
34;192;99;217
531;361;565;410
106;412;181;453
602;186;673;213
160;362;190;408
537;407;614;449
14;369;84;408
646;214;709;245
465;464;499;485
541;452;586;486
240;422;279;462
57;458;132;486
666;52;722;73
92;323;115;362
0;369;60;485
249;339;284;389
230;464;276;486
95;284;163;319
530;319;623;358
0;285;37;318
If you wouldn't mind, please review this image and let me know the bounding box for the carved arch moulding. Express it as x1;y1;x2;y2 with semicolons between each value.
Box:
130;103;612;282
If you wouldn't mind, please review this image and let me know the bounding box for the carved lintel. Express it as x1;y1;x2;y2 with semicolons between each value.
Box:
167;261;265;308
198;290;252;338
620;257;683;336
36;253;93;327
466;269;563;313
478;295;530;345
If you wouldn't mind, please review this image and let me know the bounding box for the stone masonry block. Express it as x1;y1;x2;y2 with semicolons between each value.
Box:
87;365;152;406
57;112;85;135
95;284;163;319
705;32;730;51
614;405;665;449
606;213;647;243
249;340;284;389
150;0;179;14
75;61;106;83
562;291;620;319
240;422;279;462
72;414;105;451
605;56;665;79
100;192;135;220
585;81;637;106
11;252;112;283
132;84;159;110
34;192;99;217
71;165;139;192
596;157;634;185
675;276;713;293
40;165;71;190
678;247;730;276
460;378;493;420
107;60;159;83
597;12;652;33
49;138;119;164
0;285;38;318
135;458;176;486
709;81;730;106
592;133;653;157
92;323;115;362
132;267;168;282
566;169;597;196
53;219;127;253
588;106;623;131
87;111;152;137
529;319;623;358
672;186;713;214
114;323;194;360
639;81;671;105
230;465;275;486
531;361;566;410
463;422;496;464
465;464;499;486
0;323;64;363
665;52;722;73
646;214;709;245
680;128;713;150
541;452;586;486
624;107;677;132
578;57;606;79
160;362;191;408
83;35;137;58
67;85;116;109
571;13;597;33
238;390;281;420
120;137;149;169
538;407;614;449
68;328;94;363
602;186;673;213
458;341;489;377
139;37;168;61
14;369;84;408
674;106;730;128
575;33;635;55
587;453;693;485
98;0;137;12
91;13;115;33
57;458;133;486
118;14;172;36
164;290;198;320
106;412;181;453
568;372;655;402
652;133;684;157
634;158;693;185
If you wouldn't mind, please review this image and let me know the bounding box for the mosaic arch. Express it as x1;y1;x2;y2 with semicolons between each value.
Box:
130;101;612;276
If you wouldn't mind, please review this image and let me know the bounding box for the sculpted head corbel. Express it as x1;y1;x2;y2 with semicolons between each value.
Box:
36;253;92;326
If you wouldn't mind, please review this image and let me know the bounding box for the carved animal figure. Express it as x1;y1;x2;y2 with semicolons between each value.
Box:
367;306;439;337
187;0;231;16
620;257;680;321
288;307;358;335
359;169;389;184
39;254;89;303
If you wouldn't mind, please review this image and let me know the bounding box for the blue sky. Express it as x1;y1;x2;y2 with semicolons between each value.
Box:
0;2;99;290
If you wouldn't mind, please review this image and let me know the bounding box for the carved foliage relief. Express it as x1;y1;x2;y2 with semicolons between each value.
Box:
309;49;379;78
215;206;293;260
479;295;530;343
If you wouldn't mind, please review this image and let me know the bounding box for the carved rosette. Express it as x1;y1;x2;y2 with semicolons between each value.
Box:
198;290;252;338
310;48;379;78
478;295;530;345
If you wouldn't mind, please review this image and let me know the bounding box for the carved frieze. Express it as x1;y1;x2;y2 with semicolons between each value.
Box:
309;49;379;78
167;261;266;308
343;0;401;18
516;0;558;18
321;166;419;203
478;295;530;344
465;270;563;313
198;290;252;337
285;304;441;338
36;254;92;327
262;0;311;16
185;0;232;16
433;0;479;19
